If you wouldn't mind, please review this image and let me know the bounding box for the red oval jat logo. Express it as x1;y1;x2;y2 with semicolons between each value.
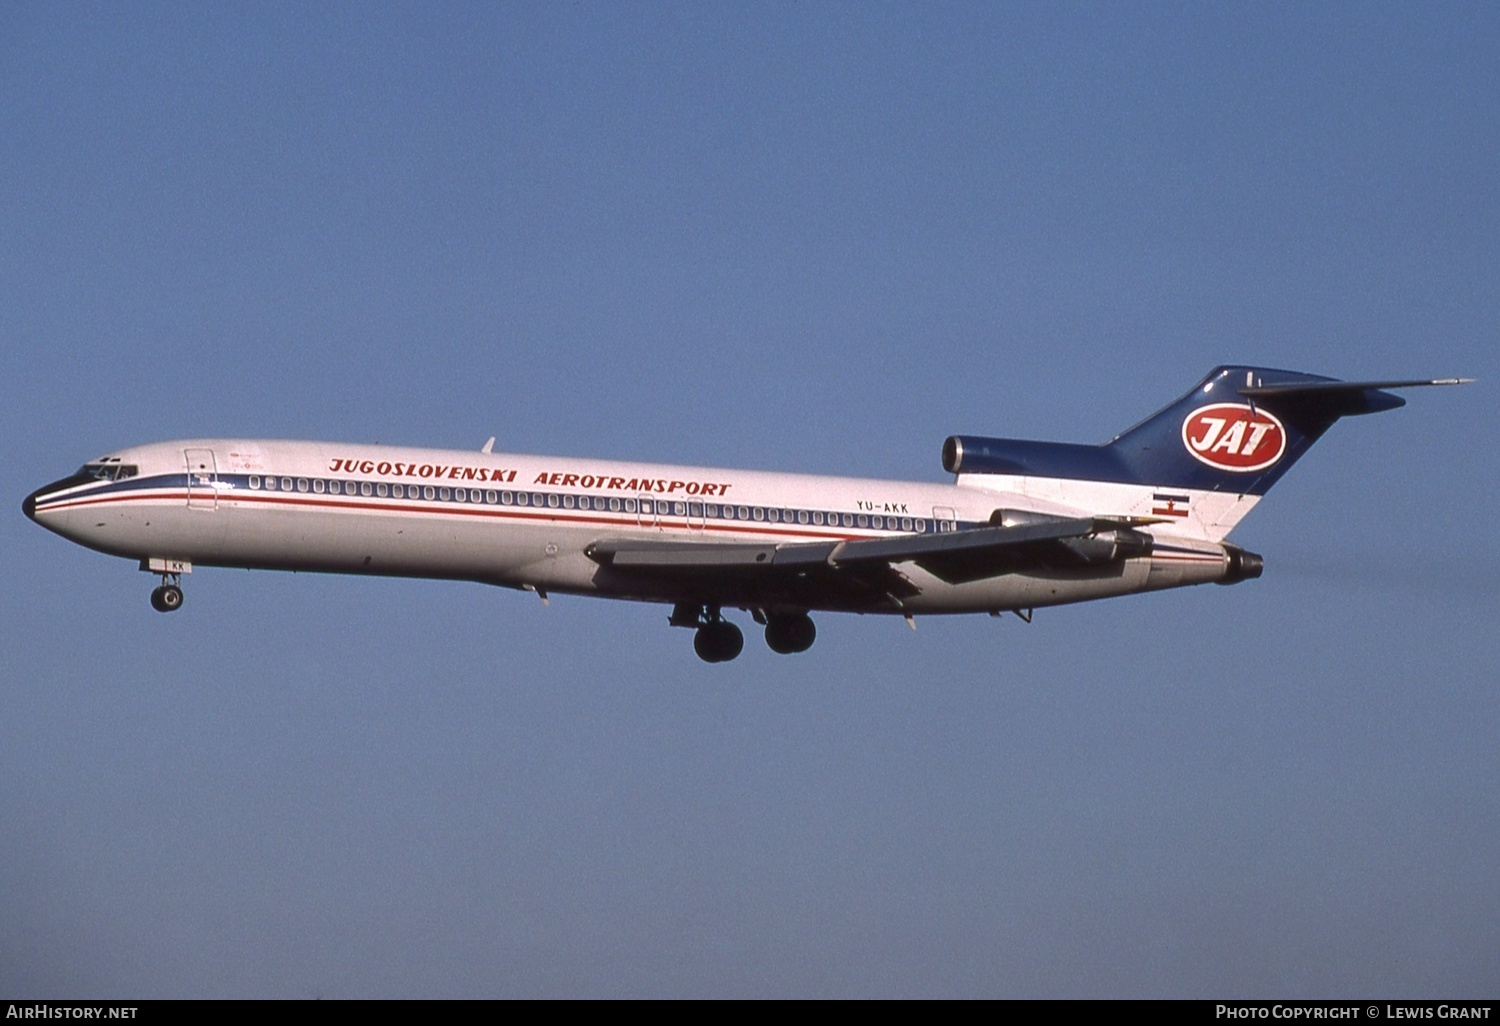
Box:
1181;403;1287;472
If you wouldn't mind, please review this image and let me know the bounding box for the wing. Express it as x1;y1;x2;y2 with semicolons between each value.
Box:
585;513;1156;611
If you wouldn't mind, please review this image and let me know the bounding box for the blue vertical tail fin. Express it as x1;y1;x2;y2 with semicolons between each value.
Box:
943;366;1468;538
1103;365;1422;496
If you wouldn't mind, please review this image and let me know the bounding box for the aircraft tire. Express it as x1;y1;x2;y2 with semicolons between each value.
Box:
151;585;184;613
765;613;816;654
694;621;743;663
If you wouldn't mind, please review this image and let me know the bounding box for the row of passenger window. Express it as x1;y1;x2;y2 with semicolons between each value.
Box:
245;475;949;533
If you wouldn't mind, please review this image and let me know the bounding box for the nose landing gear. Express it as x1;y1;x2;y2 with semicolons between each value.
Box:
141;559;190;613
150;575;184;613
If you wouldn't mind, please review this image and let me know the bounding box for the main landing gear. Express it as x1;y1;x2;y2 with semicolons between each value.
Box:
671;604;817;662
694;618;744;663
672;604;744;663
764;612;816;654
150;575;184;613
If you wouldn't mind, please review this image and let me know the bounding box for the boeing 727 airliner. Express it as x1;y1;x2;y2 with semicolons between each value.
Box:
24;366;1467;661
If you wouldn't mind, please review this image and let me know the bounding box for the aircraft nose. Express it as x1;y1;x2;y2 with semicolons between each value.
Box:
23;473;90;525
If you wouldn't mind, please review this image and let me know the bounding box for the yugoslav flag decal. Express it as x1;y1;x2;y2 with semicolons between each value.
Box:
1181;403;1287;472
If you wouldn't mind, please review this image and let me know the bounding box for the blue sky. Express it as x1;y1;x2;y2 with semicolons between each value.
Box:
3;2;1496;998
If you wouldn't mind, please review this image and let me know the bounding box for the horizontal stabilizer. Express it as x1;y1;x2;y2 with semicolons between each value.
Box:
1240;377;1471;395
1237;376;1472;418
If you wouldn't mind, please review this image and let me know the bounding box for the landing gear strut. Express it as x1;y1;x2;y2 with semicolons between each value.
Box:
672;604;744;663
150;573;184;613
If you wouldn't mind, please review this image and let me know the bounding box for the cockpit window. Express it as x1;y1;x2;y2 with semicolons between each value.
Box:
79;462;139;481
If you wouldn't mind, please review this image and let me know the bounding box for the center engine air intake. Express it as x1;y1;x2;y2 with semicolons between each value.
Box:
942;434;1125;480
941;436;965;474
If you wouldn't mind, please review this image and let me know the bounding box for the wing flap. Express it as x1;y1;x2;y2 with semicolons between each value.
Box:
588;539;839;569
585;515;1143;590
828;517;1097;566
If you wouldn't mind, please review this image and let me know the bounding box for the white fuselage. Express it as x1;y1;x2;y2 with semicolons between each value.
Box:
27;438;1239;617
